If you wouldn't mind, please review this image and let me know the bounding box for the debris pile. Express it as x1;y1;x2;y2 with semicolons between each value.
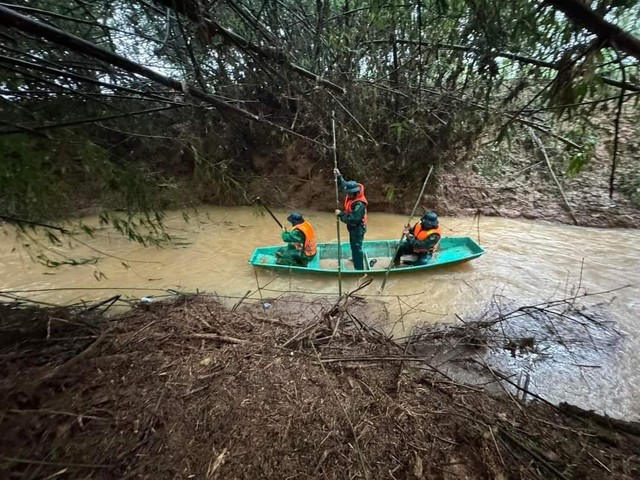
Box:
1;295;639;479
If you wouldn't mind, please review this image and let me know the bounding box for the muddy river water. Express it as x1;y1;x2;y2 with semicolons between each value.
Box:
1;207;639;419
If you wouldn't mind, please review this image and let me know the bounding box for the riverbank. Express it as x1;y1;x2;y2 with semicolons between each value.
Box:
2;295;639;479
241;134;640;229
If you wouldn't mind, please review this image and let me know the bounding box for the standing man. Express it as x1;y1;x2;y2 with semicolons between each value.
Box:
334;168;368;271
275;212;317;267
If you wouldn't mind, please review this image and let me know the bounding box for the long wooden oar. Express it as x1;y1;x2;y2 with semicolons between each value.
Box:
255;197;284;229
379;165;434;293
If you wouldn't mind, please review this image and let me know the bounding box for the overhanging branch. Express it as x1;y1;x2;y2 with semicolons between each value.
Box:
543;0;640;62
0;105;184;135
153;0;346;94
0;5;330;148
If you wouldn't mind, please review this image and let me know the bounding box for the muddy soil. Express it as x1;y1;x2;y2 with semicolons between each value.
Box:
1;295;640;479
238;107;640;229
429;138;640;229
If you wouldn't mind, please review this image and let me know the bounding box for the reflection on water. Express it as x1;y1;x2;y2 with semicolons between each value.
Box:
1;207;639;418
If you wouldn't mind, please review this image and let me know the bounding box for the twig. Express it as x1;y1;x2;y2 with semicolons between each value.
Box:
206;448;228;478
8;409;108;421
466;358;560;412
251;314;295;328
328;92;377;144
2;105;183;134
588;452;612;473
32;326;113;387
0;214;71;233
231;289;252;312
396;325;415;393
83;295;121;314
0;457;112;469
320;355;433;363
476;355;525;414
186;333;246;344
282;320;324;348
489;427;506;468
498;428;570;480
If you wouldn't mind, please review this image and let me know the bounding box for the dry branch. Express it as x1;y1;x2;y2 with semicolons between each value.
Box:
187;333;246;344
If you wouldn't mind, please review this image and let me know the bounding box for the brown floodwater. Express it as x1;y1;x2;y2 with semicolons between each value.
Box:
1;207;639;419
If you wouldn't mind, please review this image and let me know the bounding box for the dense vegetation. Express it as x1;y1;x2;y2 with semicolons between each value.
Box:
1;0;639;234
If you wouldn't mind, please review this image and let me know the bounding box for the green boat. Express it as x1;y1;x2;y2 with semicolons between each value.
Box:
249;237;485;274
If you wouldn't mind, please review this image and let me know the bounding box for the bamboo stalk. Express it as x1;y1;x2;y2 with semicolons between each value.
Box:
379;166;434;292
527;127;579;225
332;110;342;298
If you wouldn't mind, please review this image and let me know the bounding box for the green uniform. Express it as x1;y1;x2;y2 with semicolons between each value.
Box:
337;175;367;271
276;229;315;266
393;231;441;266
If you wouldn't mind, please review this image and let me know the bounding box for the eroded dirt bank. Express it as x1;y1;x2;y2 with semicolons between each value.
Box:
1;295;640;479
231;131;640;230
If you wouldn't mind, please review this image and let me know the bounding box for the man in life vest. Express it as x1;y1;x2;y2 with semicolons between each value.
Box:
275;212;318;267
393;211;442;266
334;168;367;271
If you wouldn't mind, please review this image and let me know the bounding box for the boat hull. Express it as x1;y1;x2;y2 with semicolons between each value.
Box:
249;237;485;274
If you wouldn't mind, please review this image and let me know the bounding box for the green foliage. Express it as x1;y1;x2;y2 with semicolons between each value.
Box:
36;255;101;268
389;122;407;142
1;0;639;252
384;185;395;202
0;134;73;220
566;137;597;177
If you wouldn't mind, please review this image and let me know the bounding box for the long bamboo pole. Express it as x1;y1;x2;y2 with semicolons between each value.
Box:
255;197;284;229
332;111;343;298
379;165;434;292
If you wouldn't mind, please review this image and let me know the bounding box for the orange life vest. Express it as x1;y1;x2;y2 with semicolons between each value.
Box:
292;220;317;257
412;223;442;254
343;183;368;226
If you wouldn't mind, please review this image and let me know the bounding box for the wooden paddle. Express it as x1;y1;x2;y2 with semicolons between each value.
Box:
255;197;284;229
